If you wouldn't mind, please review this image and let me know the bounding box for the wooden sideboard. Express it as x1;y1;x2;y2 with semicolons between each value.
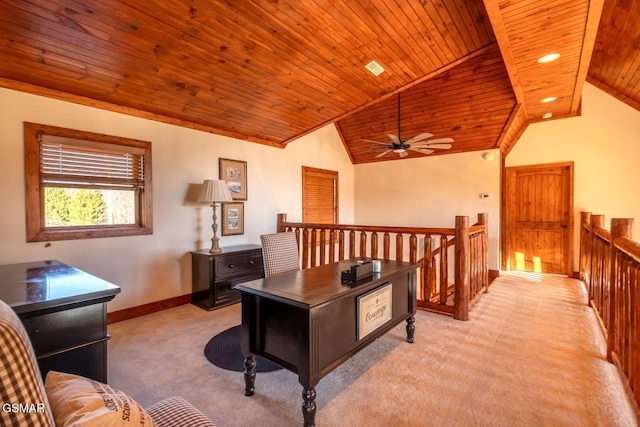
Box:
191;244;264;310
0;260;120;383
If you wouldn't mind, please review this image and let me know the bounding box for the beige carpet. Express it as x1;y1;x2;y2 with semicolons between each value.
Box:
108;272;638;426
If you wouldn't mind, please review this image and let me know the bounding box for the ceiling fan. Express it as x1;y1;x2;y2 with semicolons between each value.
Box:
363;93;453;159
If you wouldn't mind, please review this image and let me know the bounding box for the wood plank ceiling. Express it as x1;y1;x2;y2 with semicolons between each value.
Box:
0;0;636;164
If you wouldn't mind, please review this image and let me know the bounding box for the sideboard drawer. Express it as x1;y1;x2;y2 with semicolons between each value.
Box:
215;252;263;278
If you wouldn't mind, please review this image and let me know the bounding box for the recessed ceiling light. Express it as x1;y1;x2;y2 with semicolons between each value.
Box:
365;61;385;76
542;113;553;119
541;96;557;103
538;53;560;63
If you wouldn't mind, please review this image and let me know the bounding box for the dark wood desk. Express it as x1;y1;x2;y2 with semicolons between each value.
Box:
0;260;120;382
235;258;418;427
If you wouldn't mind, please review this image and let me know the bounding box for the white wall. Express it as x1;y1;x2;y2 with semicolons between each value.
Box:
354;149;501;269
3;82;637;310
506;83;640;270
0;88;354;311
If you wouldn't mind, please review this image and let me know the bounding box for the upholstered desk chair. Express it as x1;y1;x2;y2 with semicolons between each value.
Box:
0;299;215;427
260;232;301;277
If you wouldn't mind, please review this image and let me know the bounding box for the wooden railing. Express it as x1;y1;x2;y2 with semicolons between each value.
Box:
579;212;639;414
277;213;490;321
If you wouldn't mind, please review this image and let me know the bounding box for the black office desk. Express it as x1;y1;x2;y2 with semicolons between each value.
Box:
235;257;418;427
0;260;120;382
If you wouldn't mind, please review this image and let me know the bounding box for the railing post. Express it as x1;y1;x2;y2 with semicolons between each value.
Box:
580;212;591;282
608;218;634;363
277;213;287;232
454;216;470;321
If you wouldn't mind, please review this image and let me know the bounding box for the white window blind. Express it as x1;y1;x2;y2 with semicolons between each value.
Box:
39;134;145;189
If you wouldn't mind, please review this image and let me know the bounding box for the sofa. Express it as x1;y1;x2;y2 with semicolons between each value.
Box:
0;299;215;426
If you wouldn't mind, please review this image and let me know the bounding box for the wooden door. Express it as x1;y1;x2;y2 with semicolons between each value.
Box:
504;162;573;275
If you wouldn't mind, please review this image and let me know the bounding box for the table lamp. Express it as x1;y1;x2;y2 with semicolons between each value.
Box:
197;179;233;253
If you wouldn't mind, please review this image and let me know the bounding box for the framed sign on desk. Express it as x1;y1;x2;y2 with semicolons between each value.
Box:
357;283;393;340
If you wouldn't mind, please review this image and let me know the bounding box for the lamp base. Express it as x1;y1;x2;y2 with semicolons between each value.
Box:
210;235;222;253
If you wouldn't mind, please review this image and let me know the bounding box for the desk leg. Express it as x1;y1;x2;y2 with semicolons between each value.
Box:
244;355;256;396
302;387;316;427
406;315;415;343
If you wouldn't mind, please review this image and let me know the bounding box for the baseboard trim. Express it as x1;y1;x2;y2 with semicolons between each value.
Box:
107;294;192;324
489;269;500;278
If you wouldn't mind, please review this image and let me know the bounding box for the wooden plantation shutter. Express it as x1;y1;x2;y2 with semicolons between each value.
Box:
302;166;338;225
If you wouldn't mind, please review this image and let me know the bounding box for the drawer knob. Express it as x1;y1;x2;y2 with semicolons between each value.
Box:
228;263;234;268
249;260;255;265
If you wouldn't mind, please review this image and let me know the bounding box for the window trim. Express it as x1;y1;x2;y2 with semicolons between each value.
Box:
24;122;153;242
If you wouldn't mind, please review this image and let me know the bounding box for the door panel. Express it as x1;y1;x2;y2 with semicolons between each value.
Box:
505;163;573;275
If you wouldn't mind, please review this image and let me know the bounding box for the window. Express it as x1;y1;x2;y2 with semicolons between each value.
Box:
24;122;153;242
302;166;338;225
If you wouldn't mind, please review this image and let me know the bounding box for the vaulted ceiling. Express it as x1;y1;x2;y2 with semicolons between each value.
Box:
0;0;637;164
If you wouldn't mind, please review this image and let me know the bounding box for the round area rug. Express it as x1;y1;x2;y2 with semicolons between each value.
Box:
204;325;282;372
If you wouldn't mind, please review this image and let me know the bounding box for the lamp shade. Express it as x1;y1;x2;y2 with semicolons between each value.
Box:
197;179;233;203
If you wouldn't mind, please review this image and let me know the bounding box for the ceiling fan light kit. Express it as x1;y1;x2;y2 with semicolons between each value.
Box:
366;93;454;159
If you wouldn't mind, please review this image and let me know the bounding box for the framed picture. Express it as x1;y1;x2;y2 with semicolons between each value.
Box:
219;158;247;201
221;202;244;236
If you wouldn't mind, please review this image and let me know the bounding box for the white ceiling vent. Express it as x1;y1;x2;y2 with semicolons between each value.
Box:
365;60;385;76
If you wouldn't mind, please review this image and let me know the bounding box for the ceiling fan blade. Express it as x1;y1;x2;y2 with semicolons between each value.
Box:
425;137;454;144
399;151;409;158
362;139;391;146
414;143;452;150
375;149;392;158
387;134;400;144
404;132;434;145
408;147;434;155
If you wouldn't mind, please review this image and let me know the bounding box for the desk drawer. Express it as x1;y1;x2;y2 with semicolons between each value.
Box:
20;303;106;356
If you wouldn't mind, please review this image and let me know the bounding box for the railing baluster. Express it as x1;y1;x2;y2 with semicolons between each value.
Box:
409;234;417;263
319;229;326;265
349;231;356;258
396;234;403;261
329;230;336;263
302;228;310;269
423;235;432;301
383;233;390;260
440;235;448;305
338;230;345;261
360;232;367;258
310;228;317;268
371;232;378;259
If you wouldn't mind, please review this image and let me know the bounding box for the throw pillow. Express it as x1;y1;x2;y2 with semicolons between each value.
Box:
45;371;154;427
